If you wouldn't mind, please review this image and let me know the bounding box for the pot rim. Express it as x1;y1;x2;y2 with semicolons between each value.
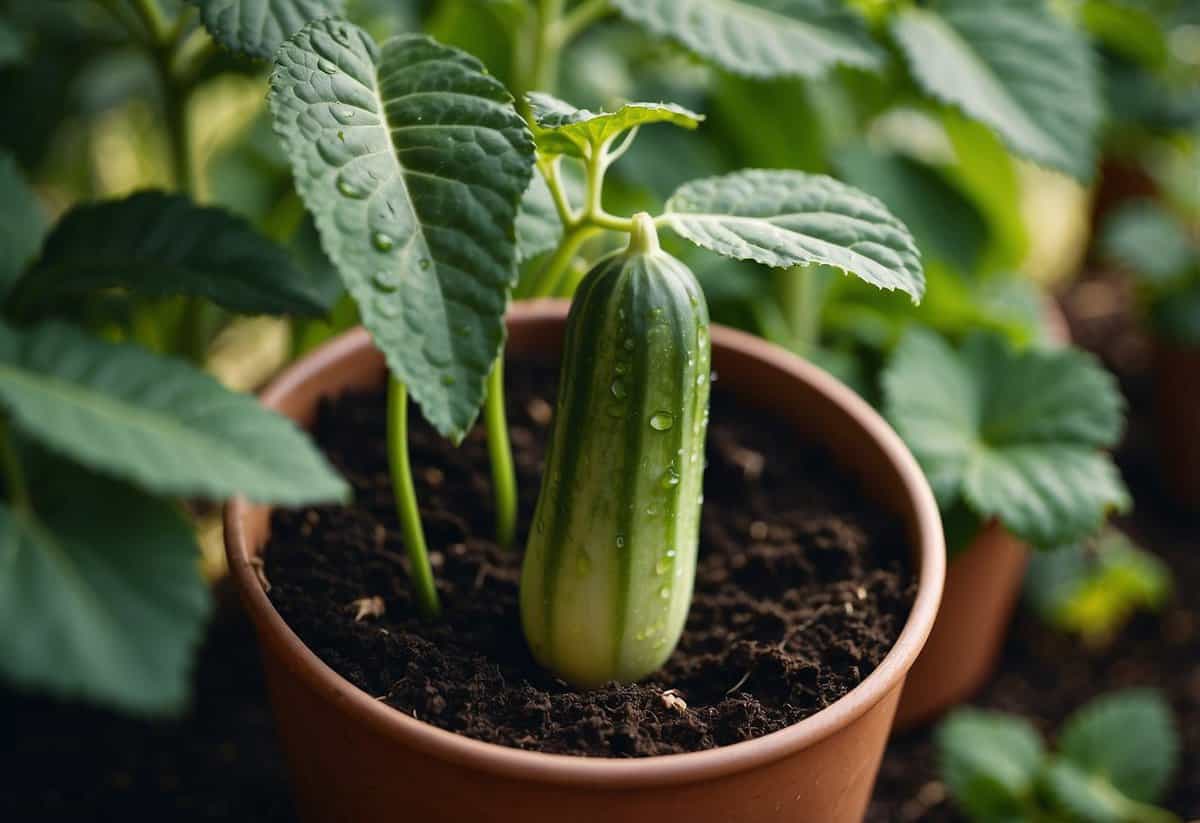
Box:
225;299;944;788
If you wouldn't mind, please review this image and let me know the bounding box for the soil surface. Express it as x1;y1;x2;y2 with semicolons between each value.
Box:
3;283;1197;819
262;361;913;756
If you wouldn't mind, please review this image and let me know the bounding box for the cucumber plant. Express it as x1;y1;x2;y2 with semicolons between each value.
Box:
938;689;1181;822
268;7;924;681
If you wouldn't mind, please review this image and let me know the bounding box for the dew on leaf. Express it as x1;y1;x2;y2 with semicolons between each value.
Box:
610;379;627;399
418;258;431;270
649;411;674;431
372;232;395;252
318;59;337;74
372;271;400;291
375;298;399;318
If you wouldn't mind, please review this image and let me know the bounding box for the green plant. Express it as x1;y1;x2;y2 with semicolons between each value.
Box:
1100;199;1200;346
938;689;1181;822
881;328;1130;553
1025;526;1171;646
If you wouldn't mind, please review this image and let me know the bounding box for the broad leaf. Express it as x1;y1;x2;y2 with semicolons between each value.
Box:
527;92;703;157
1101;200;1197;286
612;0;882;79
189;0;344;60
0;150;46;299
1042;759;1180;823
516;173;564;263
664;169;924;302
1058;689;1179;804
937;709;1046;821
10;192;334;318
270;24;534;442
833;145;987;274
0;464;210;714
0;321;348;504
883;329;1128;548
892;0;1102;181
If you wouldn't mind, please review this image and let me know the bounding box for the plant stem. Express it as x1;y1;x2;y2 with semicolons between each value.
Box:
0;418;31;513
131;0;169;42
387;378;441;619
773;265;824;353
550;0;614;48
526;222;599;298
532;0;565;92
484;361;517;548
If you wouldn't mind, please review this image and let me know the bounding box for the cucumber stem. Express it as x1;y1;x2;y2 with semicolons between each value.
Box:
387;377;441;619
485;360;518;548
628;212;660;255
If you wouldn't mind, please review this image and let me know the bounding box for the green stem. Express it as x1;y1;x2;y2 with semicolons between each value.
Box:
550;0;613;47
387;378;441;619
162;73;193;192
773;265;824;353
0;418;31;513
131;0;169;42
526;223;599;298
485;361;517;548
532;0;565;92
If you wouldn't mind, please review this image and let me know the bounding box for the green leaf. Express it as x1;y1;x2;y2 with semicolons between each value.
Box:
1042;759;1180;823
892;0;1103;181
612;0;882;79
0;464;210;714
527;92;704;157
936;709;1046;821
0;18;24;68
10;192;335;318
0;150;46;300
664;169;924;302
883;329;1129;547
1101;200;1197;287
1058;689;1179;804
516;174;564;264
0;321;348;504
188;0;345;60
833;145;987;274
1078;0;1169;68
270;24;534;442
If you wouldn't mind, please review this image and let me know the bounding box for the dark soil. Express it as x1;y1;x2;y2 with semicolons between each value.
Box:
261;361;913;757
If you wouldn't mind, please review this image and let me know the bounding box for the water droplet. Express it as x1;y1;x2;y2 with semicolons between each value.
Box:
645;504;658;516
649;307;663;319
337;174;368;199
658;586;670;600
649;411;674;431
696;373;706;386
375;298;399;318
318;59;337;74
698;327;708;345
654;556;672;576
614;362;627;375
618;308;625;320
623;338;634;351
661;467;680;489
666;549;677;559
610;379;627;399
332;26;352;46
372;270;400;291
332;107;357;125
372;232;395;252
616;535;625;549
440;374;456;386
418;258;431;270
710;370;719;383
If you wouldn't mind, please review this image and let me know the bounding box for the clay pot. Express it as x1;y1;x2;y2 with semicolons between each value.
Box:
1153;341;1200;508
893;299;1070;730
225;300;944;823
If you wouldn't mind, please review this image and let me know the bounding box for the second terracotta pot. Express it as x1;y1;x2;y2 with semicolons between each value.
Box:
226;301;944;823
1154;341;1200;508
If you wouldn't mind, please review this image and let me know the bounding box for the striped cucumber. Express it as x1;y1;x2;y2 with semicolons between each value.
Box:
521;213;711;687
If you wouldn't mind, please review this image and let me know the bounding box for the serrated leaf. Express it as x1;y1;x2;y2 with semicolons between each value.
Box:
833;145;988;274
664;170;924;302
527;92;703;157
9;191;334;318
1042;759;1180;823
0;150;46;300
612;0;882;79
883;329;1129;548
892;0;1103;181
1058;689;1179;804
0;465;210;714
0;321;348;504
269;24;534;442
188;0;345;60
1101;200;1197;287
936;709;1046;821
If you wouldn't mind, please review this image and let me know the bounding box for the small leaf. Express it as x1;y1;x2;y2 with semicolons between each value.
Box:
188;0;345;60
892;0;1103;181
527;92;703;157
516;174;564;264
0;321;348;504
0;465;211;714
1058;689;1179;804
0;150;46;300
612;0;882;79
936;709;1046;821
1042;759;1180;823
664;169;924;302
10;191;334;317
1101;200;1197;287
883;329;1129;548
270;24;534;442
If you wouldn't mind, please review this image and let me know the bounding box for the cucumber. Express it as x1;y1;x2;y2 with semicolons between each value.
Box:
521;213;711;687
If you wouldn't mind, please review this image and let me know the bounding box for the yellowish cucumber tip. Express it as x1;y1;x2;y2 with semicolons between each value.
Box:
628;212;661;255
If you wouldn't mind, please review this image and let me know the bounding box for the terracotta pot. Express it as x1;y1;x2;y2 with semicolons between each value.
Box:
893;298;1069;730
1154;341;1200;508
225;300;944;823
892;523;1027;730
